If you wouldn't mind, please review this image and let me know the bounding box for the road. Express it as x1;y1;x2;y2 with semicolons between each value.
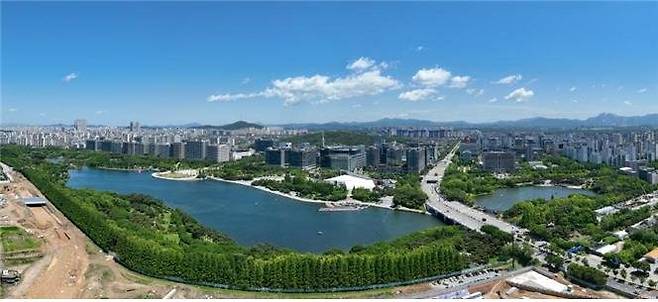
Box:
422;144;522;234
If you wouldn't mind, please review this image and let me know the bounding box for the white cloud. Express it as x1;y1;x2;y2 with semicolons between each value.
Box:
416;46;424;52
624;100;633;106
398;88;439;102
488;97;498;103
637;88;647;93
209;69;400;105
347;57;376;72
504;87;534;102
449;76;470;88
493;74;522;85
569;86;576;92
207;92;265;102
7;108;18;112
352;104;362;108
95;110;106;115
39;112;47;117
412;68;452;87
241;77;251;84
466;88;484;97
63;72;78;82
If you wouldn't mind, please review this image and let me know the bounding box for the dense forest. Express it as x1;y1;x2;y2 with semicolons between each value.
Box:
0;145;514;291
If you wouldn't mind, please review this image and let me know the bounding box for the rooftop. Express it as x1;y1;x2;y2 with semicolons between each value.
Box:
21;196;47;206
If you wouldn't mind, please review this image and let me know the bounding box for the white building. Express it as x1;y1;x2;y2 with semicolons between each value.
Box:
324;175;375;191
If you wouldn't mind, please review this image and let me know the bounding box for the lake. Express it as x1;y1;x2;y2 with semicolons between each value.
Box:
67;167;442;253
474;185;595;213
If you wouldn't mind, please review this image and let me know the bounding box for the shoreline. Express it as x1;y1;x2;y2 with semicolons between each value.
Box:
207;176;427;214
152;170;200;181
82;166;427;214
96;166;155;172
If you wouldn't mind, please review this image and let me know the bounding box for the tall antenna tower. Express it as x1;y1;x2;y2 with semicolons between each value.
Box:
321;131;326;148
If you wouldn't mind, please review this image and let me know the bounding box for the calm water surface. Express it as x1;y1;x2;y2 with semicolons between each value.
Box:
67;167;442;253
475;185;595;213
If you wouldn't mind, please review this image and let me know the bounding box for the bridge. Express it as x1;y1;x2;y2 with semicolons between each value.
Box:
422;145;522;235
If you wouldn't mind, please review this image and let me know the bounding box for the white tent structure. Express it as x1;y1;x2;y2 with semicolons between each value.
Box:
324;175;376;191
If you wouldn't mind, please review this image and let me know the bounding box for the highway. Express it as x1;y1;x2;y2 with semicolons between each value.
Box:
422;144;523;234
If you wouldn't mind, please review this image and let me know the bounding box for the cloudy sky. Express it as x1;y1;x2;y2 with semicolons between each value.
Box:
2;2;657;126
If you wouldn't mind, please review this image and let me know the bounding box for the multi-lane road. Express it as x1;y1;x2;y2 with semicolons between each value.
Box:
422;144;522;234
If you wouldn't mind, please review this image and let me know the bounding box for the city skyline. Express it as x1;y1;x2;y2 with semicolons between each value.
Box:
2;2;657;126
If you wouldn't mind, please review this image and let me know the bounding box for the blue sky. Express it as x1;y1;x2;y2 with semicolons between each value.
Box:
2;2;657;126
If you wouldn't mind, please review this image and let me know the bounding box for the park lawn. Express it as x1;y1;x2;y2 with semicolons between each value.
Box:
0;226;41;253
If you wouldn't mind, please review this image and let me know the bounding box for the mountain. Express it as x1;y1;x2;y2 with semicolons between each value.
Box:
193;120;263;130
6;113;658;130
272;113;658;130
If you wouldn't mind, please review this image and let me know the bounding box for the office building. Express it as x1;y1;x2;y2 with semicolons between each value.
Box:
85;139;99;151
171;142;185;160
206;144;230;162
147;143;170;158
287;148;317;169
254;138;275;152
366;146;380;167
320;146;365;172
482;151;515;173
385;146;404;165
74;119;87;132
185;141;207;161
265;147;286;166
406;147;426;173
129;121;140;132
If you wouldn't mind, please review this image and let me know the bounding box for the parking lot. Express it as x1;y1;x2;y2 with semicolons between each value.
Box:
431;269;502;289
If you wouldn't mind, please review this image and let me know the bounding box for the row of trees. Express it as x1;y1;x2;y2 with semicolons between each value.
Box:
2;145;489;291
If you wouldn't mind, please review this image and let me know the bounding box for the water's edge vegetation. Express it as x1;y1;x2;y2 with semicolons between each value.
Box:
2;145;518;292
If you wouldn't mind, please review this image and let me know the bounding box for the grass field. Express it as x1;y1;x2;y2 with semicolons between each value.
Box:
0;226;41;253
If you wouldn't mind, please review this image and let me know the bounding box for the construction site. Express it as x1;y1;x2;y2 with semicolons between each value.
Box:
0;164;195;298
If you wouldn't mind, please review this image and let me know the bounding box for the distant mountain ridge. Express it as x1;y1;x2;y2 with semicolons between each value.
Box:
5;113;658;130
273;113;658;130
192;120;264;130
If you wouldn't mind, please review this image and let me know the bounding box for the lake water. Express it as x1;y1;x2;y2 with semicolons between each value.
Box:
67;167;442;253
474;185;595;213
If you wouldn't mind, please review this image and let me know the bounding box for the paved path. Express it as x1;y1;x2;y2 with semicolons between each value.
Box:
422;145;522;234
